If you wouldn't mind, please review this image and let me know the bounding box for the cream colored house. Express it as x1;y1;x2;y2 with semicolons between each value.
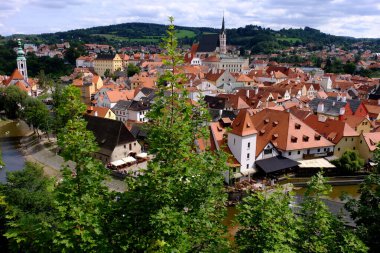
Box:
94;54;123;77
358;132;380;162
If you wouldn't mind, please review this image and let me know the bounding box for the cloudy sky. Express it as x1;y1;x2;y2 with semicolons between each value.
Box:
1;0;379;38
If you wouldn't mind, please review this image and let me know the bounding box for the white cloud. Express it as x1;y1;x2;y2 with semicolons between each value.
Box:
0;0;379;38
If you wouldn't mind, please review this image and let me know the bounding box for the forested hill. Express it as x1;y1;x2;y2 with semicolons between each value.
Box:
5;22;380;53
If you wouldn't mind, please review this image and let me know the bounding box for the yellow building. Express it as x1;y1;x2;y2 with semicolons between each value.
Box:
86;106;116;120
94;54;123;77
73;75;103;104
358;132;380;162
343;115;372;134
303;114;359;158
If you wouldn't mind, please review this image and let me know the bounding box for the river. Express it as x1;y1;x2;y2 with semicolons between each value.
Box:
224;183;361;241
0;120;30;182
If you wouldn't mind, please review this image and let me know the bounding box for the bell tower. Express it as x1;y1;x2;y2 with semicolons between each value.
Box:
219;14;227;55
16;39;28;81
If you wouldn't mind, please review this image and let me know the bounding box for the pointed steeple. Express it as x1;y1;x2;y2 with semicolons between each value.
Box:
221;13;225;34
16;39;28;81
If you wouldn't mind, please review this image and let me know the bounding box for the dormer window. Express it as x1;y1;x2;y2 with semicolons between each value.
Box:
315;134;321;140
264;118;269;124
291;136;297;143
273;121;278;127
260;129;266;135
303;135;309;142
272;134;278;139
295;123;301;129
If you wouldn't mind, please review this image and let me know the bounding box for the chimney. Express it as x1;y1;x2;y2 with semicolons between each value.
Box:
94;111;98;117
339;107;345;115
246;89;250;98
339;107;345;121
317;102;324;113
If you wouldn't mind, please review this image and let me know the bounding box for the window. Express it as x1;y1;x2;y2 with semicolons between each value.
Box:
246;164;249;169
353;147;356;150
124;145;126;149
351;138;354;141
318;148;320;152
338;148;341;151
360;140;363;144
297;151;301;155
247;153;250;159
345;138;347;141
129;143;132;150
264;148;272;155
234;138;236;145
248;142;251;149
288;151;292;156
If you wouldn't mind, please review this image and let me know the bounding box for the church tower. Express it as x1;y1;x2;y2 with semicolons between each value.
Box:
219;15;227;55
16;39;28;81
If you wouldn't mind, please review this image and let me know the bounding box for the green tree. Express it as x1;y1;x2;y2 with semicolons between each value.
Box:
299;173;367;253
332;150;364;174
0;162;57;252
22;97;52;139
110;17;229;252
126;63;140;77
55;85;86;129
2;86;28;119
54;117;114;252
344;145;380;253
103;68;111;78
235;187;299;253
343;62;356;75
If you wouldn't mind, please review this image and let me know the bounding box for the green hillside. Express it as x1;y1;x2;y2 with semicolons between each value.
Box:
4;22;380;54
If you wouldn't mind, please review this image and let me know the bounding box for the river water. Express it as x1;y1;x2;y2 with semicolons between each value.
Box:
0;120;30;182
224;183;361;241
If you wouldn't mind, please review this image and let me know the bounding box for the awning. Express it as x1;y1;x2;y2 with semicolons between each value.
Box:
241;168;256;176
122;157;136;163
233;172;243;178
255;156;300;174
298;158;335;168
136;153;148;158
111;160;126;166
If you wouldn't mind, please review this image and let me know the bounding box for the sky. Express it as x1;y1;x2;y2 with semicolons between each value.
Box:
1;0;380;38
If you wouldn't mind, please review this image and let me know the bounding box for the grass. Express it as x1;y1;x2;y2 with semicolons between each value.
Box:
91;29;195;43
276;37;302;43
175;30;196;39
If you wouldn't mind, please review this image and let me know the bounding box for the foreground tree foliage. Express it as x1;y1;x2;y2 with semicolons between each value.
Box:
0;163;57;252
236;187;299;253
236;173;368;253
110;17;230;252
344;146;380;253
54;117;114;252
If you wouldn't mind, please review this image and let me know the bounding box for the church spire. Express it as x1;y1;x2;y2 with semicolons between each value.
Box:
221;13;225;34
16;39;28;81
219;14;227;54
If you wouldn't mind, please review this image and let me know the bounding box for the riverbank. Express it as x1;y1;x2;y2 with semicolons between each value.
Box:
19;132;127;192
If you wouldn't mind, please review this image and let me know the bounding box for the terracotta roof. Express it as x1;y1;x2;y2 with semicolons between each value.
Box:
86;106;112;118
230;109;257;137
3;69;24;85
303;114;358;144
106;89;135;102
251;109;334;156
362;132;380;151
341;115;368;129
364;104;380;115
